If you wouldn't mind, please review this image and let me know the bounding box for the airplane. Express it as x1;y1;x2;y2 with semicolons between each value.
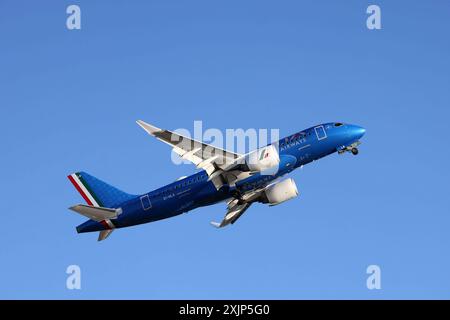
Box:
68;121;366;241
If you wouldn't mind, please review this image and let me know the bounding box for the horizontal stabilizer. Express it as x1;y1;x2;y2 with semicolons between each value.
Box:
98;229;114;241
69;204;119;222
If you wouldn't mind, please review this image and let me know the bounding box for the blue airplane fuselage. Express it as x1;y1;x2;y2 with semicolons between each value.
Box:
76;123;365;233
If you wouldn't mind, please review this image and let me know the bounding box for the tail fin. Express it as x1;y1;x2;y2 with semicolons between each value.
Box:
68;172;135;208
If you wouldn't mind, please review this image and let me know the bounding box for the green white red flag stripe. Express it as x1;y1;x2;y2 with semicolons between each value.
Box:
68;173;100;207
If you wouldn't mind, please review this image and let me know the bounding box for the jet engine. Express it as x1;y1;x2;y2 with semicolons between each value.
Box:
261;178;299;206
245;145;280;173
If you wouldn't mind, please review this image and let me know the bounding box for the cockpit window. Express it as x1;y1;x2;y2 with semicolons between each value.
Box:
334;123;343;127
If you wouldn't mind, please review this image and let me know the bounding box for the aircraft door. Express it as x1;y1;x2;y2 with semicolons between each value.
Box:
314;125;327;141
140;194;152;211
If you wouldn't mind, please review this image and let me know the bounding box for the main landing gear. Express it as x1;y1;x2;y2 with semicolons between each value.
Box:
231;189;245;205
338;141;361;156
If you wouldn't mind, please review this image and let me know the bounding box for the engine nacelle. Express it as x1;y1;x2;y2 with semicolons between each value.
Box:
245;144;280;173
261;178;299;206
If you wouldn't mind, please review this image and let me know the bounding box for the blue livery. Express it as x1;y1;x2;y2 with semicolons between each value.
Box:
68;121;365;241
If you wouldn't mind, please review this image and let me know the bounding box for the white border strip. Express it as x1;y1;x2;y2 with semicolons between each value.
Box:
71;173;100;207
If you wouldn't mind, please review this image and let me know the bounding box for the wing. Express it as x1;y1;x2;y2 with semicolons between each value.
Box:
136;120;241;175
210;184;275;228
210;201;252;228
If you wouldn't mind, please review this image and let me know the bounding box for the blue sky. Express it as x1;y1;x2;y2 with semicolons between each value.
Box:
1;0;450;299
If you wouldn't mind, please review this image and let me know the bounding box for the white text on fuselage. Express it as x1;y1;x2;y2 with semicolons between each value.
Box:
280;137;307;152
163;193;175;201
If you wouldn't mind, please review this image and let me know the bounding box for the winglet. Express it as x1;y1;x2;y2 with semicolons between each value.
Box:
136;120;162;135
210;221;222;228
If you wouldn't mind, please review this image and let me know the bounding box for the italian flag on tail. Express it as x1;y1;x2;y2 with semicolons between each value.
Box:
68;172;104;207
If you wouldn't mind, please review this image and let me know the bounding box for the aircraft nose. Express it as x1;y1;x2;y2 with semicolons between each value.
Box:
352;125;366;139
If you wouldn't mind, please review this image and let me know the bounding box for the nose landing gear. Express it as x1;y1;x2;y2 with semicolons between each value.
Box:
338;141;361;156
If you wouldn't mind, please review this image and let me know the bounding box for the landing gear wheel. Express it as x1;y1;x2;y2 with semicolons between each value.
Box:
351;147;359;155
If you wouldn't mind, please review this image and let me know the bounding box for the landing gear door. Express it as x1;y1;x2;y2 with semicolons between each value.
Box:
314;125;327;141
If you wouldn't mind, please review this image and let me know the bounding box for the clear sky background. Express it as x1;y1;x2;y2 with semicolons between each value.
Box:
1;0;449;299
